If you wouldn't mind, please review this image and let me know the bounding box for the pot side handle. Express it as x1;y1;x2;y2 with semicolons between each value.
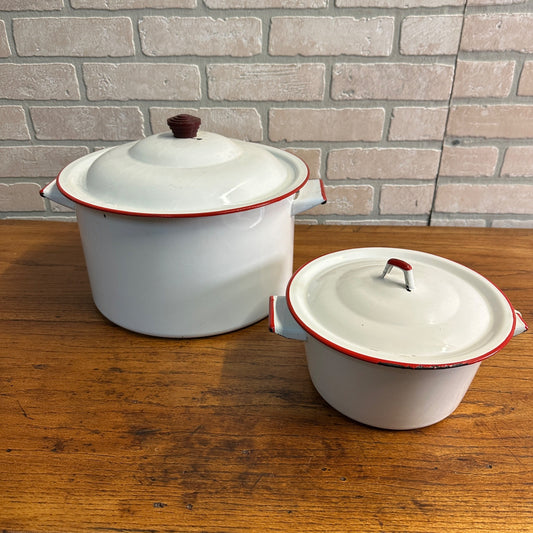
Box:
269;296;308;341
40;178;78;211
291;179;326;216
514;310;528;336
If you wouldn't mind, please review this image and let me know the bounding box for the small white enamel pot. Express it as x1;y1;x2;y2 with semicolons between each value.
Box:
41;115;326;338
270;247;527;430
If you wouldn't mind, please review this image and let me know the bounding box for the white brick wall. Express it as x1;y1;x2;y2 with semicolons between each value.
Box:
207;64;325;101
83;63;202;101
399;15;463;55
13;17;135;56
1;0;533;227
139;17;262;57
331;63;455;101
30;106;145;140
269;108;385;142
269;17;395;56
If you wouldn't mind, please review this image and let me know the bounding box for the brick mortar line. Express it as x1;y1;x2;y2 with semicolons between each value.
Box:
433;175;533;185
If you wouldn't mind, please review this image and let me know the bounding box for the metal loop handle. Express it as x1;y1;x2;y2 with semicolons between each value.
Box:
381;258;415;292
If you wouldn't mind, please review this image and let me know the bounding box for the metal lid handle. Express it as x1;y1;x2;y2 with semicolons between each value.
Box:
381;258;415;292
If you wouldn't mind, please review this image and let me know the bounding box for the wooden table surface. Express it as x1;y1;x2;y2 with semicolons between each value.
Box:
0;221;531;533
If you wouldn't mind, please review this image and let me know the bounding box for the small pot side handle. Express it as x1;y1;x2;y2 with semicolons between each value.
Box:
269;296;308;341
40;178;78;211
291;179;327;216
513;310;528;336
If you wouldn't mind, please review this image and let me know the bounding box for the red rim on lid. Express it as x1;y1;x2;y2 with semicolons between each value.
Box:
286;247;516;369
55;115;309;218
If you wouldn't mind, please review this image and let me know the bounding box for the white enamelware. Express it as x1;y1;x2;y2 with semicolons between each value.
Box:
41;115;326;337
270;247;527;430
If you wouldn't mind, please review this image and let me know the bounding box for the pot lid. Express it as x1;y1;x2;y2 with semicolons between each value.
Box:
56;114;309;217
286;247;516;368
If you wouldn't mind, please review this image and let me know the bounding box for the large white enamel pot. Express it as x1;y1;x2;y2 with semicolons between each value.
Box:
41;115;326;338
270;247;527;430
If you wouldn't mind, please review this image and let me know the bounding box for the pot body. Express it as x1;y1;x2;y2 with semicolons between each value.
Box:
305;336;480;430
76;199;295;337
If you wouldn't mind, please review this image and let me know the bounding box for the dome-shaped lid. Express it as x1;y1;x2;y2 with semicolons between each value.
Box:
56;114;308;217
286;248;516;368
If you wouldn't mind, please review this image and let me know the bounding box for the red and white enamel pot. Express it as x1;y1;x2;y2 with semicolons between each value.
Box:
270;247;527;430
41;115;326;337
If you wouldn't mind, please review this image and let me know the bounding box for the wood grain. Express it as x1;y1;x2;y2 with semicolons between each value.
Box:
0;221;531;532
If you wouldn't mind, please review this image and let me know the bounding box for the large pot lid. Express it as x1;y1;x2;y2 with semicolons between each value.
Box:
286;247;516;368
56;114;309;217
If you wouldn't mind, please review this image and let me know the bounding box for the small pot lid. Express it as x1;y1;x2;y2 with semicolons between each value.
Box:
56;114;308;217
286;247;516;368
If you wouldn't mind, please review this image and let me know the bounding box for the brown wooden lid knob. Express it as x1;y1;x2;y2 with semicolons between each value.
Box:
167;114;201;138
